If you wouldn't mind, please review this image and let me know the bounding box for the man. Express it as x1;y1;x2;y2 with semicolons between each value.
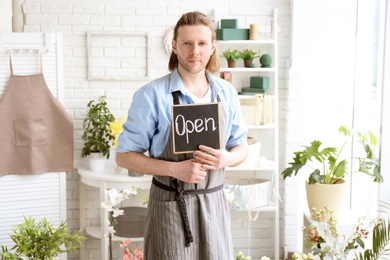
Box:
116;11;248;259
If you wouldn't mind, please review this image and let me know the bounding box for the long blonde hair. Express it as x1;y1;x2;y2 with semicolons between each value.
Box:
168;11;220;73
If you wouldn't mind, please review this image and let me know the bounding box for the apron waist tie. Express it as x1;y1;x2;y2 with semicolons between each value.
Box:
152;178;224;247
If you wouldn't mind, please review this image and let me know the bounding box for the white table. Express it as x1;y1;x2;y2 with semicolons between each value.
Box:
78;166;152;260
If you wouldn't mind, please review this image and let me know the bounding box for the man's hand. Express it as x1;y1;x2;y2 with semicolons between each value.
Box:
193;144;248;170
171;159;208;183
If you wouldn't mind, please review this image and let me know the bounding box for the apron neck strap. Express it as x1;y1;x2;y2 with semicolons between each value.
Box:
9;53;14;76
172;91;180;105
39;53;43;74
8;53;43;75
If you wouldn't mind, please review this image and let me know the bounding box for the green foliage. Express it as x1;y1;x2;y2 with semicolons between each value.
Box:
238;49;259;60
222;49;239;61
281;125;383;185
355;218;390;260
81;95;115;159
0;216;85;260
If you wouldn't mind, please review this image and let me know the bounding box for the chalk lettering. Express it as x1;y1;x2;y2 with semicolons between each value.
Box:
175;114;217;144
205;117;217;131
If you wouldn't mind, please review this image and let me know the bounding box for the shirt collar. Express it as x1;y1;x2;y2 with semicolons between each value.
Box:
168;67;224;98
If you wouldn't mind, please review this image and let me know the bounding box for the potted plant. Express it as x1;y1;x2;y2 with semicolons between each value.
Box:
238;49;259;67
281;125;383;216
222;49;239;68
81;96;115;171
0;216;85;259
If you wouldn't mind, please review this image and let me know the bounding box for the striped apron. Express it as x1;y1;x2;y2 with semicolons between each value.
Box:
143;91;234;260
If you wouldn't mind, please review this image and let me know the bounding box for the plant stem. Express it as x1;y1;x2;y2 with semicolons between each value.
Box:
109;233;113;260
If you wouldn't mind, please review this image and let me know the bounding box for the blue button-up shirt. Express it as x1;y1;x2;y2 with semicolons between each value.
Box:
116;68;247;158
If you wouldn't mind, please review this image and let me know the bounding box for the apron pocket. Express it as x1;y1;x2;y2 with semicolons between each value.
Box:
14;118;48;147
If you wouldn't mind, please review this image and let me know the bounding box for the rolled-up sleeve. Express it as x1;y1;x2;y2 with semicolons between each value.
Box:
225;91;248;150
116;88;156;154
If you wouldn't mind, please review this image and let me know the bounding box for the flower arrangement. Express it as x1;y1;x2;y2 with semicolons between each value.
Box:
292;207;388;260
101;186;144;260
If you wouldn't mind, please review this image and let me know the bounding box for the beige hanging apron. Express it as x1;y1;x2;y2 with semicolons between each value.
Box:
143;91;234;260
0;55;73;176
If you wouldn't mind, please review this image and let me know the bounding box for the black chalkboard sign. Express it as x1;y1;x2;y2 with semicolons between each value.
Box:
172;103;221;154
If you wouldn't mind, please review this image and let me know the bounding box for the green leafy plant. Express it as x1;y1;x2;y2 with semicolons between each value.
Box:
0;216;85;260
238;48;259;60
281;125;382;185
81;95;115;159
222;49;239;61
354;217;390;260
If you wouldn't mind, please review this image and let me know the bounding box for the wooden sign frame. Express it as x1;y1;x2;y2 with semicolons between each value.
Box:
171;103;221;154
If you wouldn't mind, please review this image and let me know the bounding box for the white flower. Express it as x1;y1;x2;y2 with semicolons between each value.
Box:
291;252;302;260
104;220;116;237
101;201;114;212
123;186;138;196
261;257;270;260
112;207;125;217
101;186;140;237
106;188;126;206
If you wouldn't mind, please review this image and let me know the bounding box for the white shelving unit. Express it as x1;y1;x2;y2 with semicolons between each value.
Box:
217;9;279;260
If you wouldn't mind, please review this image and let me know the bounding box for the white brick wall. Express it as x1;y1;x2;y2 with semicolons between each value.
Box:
19;0;297;259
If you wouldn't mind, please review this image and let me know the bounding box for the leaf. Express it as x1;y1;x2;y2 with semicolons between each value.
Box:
356;236;365;249
332;159;348;178
308;169;324;184
299;140;324;162
281;152;307;179
355;218;390;260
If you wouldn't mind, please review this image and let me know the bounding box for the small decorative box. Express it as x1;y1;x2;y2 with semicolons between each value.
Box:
220;19;238;29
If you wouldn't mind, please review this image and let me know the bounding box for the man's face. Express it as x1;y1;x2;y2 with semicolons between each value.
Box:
172;24;216;74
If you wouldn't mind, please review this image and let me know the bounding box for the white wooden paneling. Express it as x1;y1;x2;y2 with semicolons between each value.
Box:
0;33;64;102
0;33;66;259
0;172;67;247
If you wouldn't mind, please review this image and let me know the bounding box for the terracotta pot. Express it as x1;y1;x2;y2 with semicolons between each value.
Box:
227;60;236;68
305;179;347;218
243;59;253;67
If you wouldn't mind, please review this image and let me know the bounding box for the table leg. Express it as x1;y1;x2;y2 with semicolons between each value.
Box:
79;181;86;260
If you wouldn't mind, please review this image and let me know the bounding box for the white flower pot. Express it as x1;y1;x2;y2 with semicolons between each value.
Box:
305;179;347;218
89;152;106;172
